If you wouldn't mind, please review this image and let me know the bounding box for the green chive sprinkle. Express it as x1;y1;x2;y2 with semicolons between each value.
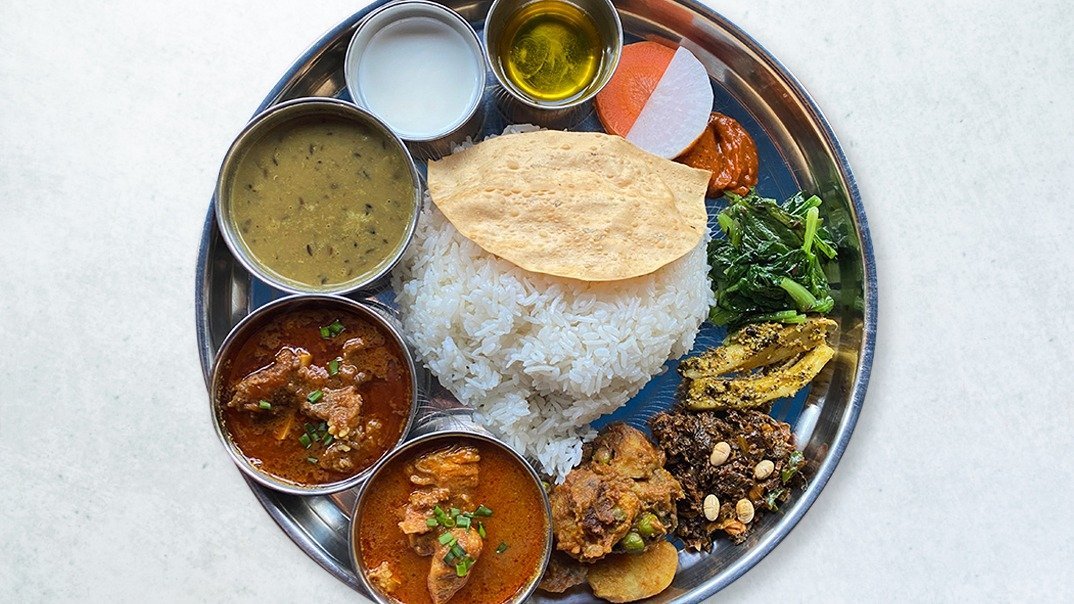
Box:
496;542;508;554
258;400;272;410
433;506;447;524
477;523;486;539
298;433;311;448
450;507;461;517
450;544;465;557
307;390;323;404
453;556;473;577
456;516;471;529
426;518;439;527
438;533;456;546
434;505;456;528
322;433;334;445
475;505;493;517
328;359;340;376
328;320;345;336
319;326;331;339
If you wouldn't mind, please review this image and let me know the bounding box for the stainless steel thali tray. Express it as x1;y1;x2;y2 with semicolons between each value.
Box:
195;0;878;600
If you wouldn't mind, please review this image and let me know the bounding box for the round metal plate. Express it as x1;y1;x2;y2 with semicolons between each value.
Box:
195;0;877;600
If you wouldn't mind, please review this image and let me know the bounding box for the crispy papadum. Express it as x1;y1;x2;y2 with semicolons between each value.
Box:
427;130;711;281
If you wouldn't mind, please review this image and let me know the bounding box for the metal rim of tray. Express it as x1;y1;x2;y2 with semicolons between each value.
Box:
196;0;877;600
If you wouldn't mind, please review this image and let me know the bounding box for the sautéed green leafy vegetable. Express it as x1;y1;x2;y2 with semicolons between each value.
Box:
707;190;840;328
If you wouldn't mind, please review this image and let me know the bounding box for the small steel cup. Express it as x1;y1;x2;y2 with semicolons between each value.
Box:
344;0;487;159
484;0;623;121
208;294;420;496
350;429;553;603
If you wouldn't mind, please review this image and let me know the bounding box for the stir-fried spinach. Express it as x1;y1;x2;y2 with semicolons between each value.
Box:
707;190;839;327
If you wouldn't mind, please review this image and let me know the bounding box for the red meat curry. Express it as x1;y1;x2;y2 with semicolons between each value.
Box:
218;307;412;485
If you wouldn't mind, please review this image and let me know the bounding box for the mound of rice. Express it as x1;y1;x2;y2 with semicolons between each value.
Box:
392;131;713;478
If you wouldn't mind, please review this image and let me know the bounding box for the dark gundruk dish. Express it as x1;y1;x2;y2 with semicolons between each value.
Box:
217;305;412;486
650;408;808;549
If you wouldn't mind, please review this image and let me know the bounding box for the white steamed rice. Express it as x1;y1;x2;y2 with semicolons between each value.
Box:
391;129;714;477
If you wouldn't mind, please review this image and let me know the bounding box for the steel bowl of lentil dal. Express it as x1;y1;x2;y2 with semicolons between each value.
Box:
214;97;422;295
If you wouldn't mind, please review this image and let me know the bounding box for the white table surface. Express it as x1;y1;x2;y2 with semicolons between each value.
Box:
2;0;1072;601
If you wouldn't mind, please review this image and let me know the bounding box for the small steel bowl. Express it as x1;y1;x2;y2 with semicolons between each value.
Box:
344;0;486;157
208;294;420;496
484;0;623;110
214;97;422;295
350;429;553;604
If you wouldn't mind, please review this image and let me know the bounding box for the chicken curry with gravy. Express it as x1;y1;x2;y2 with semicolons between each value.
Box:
219;306;412;485
356;436;551;604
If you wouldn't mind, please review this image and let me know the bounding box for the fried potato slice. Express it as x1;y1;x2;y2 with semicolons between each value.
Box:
587;540;678;603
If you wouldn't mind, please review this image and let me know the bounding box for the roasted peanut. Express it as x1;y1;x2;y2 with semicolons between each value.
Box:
709;441;731;466
754;460;775;480
736;499;755;523
703;494;720;521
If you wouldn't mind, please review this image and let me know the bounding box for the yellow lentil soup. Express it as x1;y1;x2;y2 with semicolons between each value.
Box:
228;114;416;289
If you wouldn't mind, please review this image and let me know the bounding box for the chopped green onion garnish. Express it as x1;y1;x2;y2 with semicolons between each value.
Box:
328;320;345;336
450;544;465;558
456;516;471;529
307;390;323;404
454;557;473;577
450;507;461;517
444;551;457;565
258;400;272;410
306;456;318;464
438;532;456;546
319;326;331;339
474;505;493;517
426;517;439;527
496;542;508;554
298;433;312;448
328;359;340;376
477;522;486;538
433;505;456;528
322;433;334;445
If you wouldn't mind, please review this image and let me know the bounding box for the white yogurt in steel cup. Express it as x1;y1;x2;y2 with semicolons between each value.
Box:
345;0;485;147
